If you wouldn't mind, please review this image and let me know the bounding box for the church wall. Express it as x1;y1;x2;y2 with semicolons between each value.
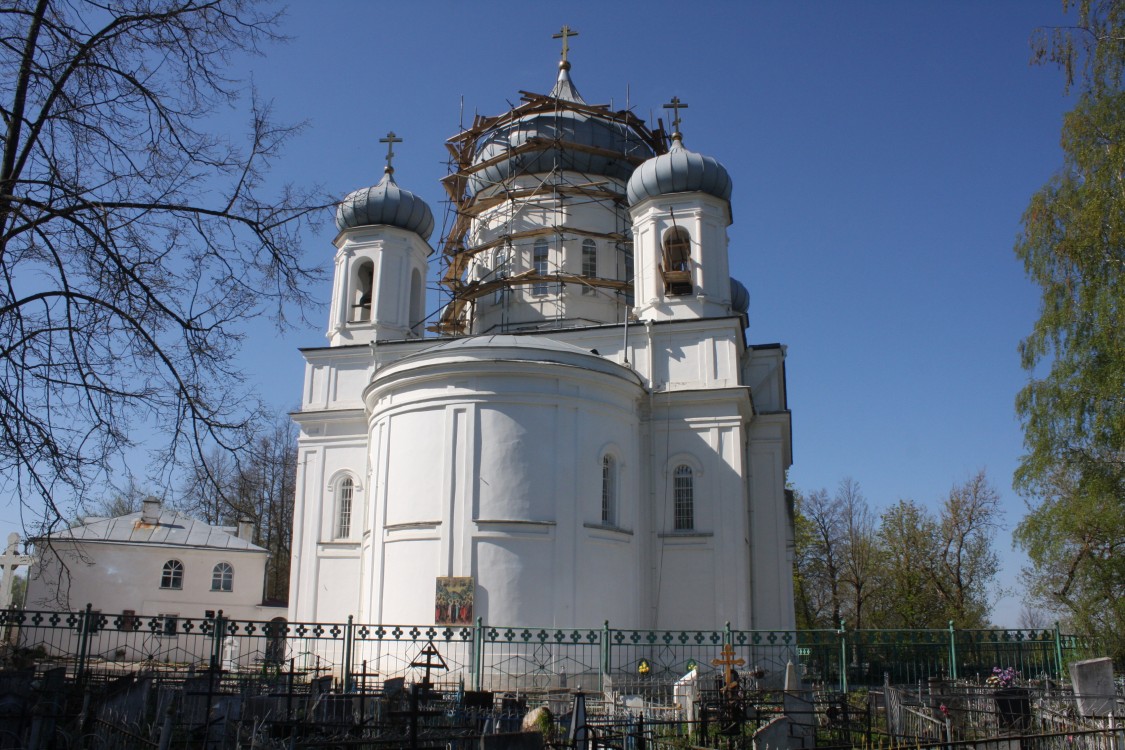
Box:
748;414;796;631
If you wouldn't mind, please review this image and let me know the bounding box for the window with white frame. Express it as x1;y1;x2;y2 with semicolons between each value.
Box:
601;454;617;525
581;239;597;295
211;562;233;592
673;465;694;530
532;239;549;296
160;559;183;590
336;477;354;539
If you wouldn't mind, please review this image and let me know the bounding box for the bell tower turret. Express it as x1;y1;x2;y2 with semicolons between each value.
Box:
328;133;434;345
626;102;734;323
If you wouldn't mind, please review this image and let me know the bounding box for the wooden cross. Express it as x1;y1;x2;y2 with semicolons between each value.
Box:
711;643;745;688
663;96;690;135
553;25;579;63
379;131;402;173
0;533;33;610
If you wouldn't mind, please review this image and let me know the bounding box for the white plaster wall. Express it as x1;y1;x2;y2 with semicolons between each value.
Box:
28;542;268;621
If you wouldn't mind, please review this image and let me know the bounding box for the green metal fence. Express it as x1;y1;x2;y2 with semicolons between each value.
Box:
0;607;1093;698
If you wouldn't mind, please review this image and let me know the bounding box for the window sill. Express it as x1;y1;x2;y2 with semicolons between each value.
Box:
583;522;633;536
657;531;713;538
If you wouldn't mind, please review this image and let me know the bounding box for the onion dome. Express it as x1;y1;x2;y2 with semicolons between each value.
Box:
730;278;750;314
466;63;656;198
626;134;732;206
336;169;435;241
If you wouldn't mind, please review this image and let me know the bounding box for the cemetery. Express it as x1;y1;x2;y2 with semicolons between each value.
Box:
0;606;1118;749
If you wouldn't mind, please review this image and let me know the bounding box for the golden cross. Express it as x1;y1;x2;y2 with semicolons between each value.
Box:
663;96;689;135
553;25;579;63
711;643;745;687
379;131;403;173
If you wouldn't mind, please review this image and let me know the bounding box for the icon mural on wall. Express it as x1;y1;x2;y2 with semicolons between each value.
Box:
435;576;474;625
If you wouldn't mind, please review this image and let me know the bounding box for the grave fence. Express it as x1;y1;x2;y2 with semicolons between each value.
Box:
0;607;1093;699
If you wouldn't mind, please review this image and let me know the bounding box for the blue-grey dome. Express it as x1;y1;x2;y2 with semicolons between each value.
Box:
730;278;750;314
468;110;654;198
626;136;732;206
336;170;435;240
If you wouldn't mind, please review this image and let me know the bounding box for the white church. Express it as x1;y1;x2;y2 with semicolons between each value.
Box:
288;41;795;633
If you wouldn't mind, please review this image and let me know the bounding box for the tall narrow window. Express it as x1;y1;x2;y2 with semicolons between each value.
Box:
532;239;549;296
211;562;234;592
581;239;597;295
494;247;508;304
160;560;183;590
352;261;374;322
673;465;694;531
336;477;354;538
601;454;617;525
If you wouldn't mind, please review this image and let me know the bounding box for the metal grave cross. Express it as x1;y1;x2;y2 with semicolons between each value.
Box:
663;96;690;136
409;640;448;687
379;131;402;173
711;643;745;688
0;533;33;609
553;25;579;64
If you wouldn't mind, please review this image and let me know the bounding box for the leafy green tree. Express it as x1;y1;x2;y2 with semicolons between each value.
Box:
1015;1;1125;657
876;500;946;628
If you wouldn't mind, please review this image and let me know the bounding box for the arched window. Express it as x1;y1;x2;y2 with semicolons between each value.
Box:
532;239;549;296
160;560;184;590
662;227;691;271
352;260;374;322
581;239;597;295
673;465;694;530
211;562;233;592
601;454;617;525
336;477;354;539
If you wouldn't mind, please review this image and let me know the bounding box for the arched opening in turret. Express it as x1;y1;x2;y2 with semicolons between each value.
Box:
351;260;374;322
409;268;424;335
661;227;693;295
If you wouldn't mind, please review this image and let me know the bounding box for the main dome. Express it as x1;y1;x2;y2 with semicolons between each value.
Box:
464;65;657;198
626;136;732;206
336;170;435;240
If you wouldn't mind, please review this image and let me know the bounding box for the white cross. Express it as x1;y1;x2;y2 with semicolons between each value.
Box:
0;533;34;609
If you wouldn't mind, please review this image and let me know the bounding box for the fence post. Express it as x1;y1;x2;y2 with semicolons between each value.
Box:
211;610;224;670
343;614;354;692
473;616;484;691
838;620;848;694
75;603;93;685
948;620;958;681
1053;621;1064;682
600;619;610;693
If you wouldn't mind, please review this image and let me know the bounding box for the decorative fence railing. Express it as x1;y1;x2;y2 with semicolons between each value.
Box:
0;607;1093;698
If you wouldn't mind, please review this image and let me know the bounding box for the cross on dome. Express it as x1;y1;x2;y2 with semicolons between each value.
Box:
379;131;402;174
663;96;689;140
553;25;578;67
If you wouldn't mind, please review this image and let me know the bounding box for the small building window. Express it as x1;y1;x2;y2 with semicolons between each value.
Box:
581;239;597;295
160;559;183;590
532;239;549;296
601;454;617;525
673;465;694;531
336;477;354;539
211;562;234;592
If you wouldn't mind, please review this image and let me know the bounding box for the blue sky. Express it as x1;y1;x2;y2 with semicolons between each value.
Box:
1;2;1081;626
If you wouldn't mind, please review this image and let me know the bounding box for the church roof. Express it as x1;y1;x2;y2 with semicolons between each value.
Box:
626;135;732;206
41;507;266;552
372;334;643;386
336;169;435;240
